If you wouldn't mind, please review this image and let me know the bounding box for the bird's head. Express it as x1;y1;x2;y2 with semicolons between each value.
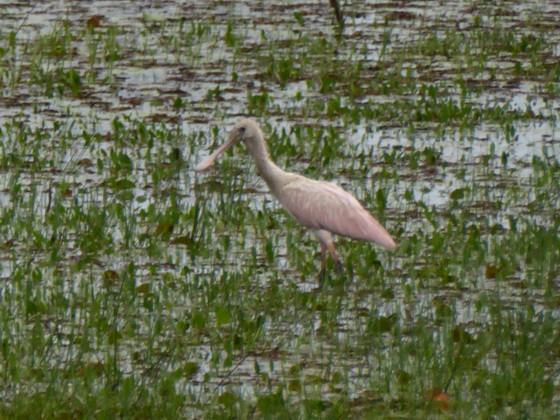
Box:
196;118;264;171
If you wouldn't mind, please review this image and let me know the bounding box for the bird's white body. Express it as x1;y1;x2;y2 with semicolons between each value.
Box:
196;118;396;278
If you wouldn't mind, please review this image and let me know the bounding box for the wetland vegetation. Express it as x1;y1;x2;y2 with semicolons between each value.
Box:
0;0;559;418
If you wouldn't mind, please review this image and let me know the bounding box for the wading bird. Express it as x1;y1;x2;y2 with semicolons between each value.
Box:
196;118;396;283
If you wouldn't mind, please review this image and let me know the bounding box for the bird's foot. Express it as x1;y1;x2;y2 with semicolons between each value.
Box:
316;261;345;290
335;260;344;275
318;267;327;288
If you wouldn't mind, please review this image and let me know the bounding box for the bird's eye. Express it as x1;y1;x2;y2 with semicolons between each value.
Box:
239;126;246;134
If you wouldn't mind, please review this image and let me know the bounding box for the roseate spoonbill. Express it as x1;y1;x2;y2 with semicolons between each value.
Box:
196;118;396;282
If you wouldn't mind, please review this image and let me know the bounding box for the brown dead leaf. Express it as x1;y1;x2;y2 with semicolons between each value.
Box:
86;15;104;29
428;387;449;411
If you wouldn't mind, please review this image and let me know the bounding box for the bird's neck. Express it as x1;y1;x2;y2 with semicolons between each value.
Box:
246;137;289;196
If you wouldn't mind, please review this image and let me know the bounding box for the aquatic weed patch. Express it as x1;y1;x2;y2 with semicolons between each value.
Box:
0;0;559;418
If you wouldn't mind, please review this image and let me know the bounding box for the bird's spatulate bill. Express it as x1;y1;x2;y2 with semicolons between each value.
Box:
195;135;236;171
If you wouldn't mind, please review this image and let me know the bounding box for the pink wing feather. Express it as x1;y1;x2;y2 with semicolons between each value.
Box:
277;178;396;251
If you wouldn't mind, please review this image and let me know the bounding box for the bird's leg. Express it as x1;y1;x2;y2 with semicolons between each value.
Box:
315;230;344;284
326;241;344;275
318;240;328;286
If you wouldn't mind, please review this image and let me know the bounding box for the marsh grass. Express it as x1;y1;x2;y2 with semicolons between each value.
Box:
0;1;559;418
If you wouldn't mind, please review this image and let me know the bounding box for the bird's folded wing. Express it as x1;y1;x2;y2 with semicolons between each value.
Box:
278;179;396;250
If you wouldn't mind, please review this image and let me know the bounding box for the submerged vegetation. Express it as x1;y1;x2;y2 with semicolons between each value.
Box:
0;0;558;418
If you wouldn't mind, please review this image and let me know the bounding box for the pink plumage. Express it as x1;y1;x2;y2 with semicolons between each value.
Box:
196;118;396;282
278;178;396;251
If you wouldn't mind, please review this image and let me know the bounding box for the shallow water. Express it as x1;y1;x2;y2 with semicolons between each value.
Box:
1;0;559;414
